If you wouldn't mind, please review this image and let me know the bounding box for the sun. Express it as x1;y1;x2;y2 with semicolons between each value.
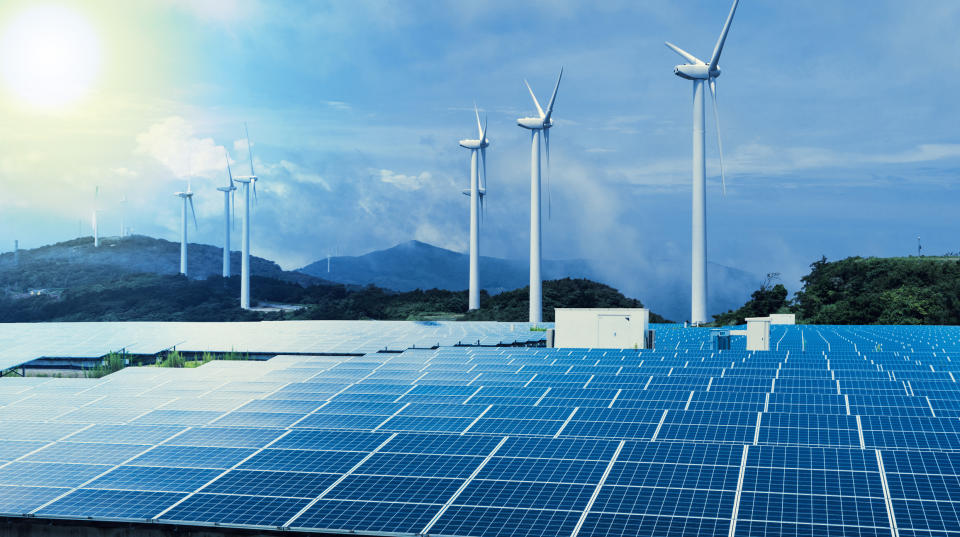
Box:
0;5;101;109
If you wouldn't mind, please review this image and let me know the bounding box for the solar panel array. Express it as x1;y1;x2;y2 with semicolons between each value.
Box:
1;323;960;537
0;320;546;371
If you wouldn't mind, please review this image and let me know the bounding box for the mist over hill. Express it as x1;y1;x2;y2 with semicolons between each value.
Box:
299;240;759;321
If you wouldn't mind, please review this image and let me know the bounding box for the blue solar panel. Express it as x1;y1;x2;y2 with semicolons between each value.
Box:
4;323;960;536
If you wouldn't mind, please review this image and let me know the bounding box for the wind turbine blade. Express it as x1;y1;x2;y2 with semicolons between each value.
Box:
189;197;198;230
709;0;740;71
474;102;483;139
480;115;488;145
253;179;258;204
709;78;726;197
244;122;255;176
524;79;545;118
480;146;487;193
544;67;563;121
231;190;236;229
664;41;703;65
225;150;234;188
544;128;551;220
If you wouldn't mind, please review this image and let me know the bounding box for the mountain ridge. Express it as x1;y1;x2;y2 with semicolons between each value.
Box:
299;239;759;320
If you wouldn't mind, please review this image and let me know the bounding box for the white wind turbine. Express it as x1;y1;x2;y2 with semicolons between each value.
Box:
516;68;562;324
218;150;237;278
174;178;198;276
119;194;127;238
666;0;739;325
459;104;489;311
92;186;100;247
232;124;259;310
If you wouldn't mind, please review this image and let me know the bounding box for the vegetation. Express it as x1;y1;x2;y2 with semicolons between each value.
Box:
84;351;127;378
714;256;960;325
460;278;670;323
158;349;251;368
712;274;789;326
791;256;960;325
1;253;665;323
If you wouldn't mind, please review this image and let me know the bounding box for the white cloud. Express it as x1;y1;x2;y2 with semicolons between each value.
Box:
135;117;229;179
377;169;433;191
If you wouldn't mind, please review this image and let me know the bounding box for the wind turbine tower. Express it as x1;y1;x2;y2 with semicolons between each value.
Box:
459;104;489;311
119;195;127;238
175;180;197;276
233;125;259;309
218;151;237;278
666;0;739;325
516;69;562;324
92;186;100;247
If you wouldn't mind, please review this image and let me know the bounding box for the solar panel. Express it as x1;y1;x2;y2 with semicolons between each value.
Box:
4;323;960;536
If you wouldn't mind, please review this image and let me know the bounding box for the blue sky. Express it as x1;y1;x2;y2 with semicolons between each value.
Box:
1;0;959;310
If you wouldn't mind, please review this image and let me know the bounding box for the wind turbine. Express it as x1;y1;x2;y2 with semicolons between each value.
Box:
232;124;258;309
459;104;489;311
175;179;198;276
516;68;562;324
119;194;127;238
218;151;237;278
666;0;739;325
92;186;100;247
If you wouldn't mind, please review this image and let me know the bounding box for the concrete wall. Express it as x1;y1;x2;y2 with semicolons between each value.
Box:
554;308;649;349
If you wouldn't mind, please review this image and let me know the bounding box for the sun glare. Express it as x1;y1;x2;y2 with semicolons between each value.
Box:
0;5;101;109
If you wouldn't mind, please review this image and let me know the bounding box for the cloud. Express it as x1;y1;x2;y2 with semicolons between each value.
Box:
377;169;433;191
135;117;229;179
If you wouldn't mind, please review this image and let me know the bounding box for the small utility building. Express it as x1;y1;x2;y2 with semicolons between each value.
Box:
554;308;650;349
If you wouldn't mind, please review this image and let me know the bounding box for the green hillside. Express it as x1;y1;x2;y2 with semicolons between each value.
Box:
792;256;960;325
713;256;960;326
0;257;659;322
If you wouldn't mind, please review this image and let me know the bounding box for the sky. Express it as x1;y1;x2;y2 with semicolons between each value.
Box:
1;0;959;309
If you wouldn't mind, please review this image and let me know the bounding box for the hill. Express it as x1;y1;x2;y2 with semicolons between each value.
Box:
299;240;758;320
0;237;664;322
460;278;670;323
792;256;960;325
0;235;324;287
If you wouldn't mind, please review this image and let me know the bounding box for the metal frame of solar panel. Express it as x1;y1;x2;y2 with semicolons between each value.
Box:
3;323;960;536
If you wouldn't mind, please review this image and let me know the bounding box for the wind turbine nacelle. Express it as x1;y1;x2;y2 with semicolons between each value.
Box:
459;139;483;149
517;117;550;130
674;64;718;80
216;186;236;192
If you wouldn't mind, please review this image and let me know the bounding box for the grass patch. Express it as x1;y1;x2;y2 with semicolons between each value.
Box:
158;349;250;368
85;351;127;378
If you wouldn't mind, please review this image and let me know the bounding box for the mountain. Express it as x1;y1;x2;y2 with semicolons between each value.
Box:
0;235;324;287
299;240;593;295
298;240;759;321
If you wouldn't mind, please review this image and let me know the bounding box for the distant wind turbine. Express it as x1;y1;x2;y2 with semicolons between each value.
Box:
218;151;237;278
175;178;198;276
232;124;259;309
119;194;127;238
666;0;739;325
92;186;100;247
459;104;489;311
516;68;562;324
